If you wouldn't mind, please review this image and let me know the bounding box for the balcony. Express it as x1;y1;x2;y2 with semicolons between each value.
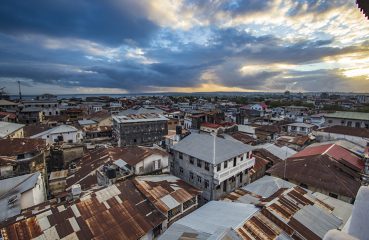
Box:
213;157;255;185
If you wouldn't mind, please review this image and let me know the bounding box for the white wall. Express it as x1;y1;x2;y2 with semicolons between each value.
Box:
42;131;83;145
314;131;368;147
134;154;169;175
20;174;46;210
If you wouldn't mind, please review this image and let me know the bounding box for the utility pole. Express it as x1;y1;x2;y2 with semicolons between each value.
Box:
18;80;22;101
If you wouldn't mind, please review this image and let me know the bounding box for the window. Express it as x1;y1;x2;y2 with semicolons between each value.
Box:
355;122;361;128
347;121;352;127
189;157;194;164
179;152;183;159
240;155;244;161
197;159;202;168
224;161;228;168
233;158;237;167
197;176;202;183
204;180;209;189
179;167;184;174
217;164;221;172
205;162;210;171
329;192;338;199
190;172;194;180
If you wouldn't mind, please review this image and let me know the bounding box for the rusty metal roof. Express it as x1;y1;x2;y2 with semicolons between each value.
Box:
0;138;46;156
0;180;166;240
224;180;347;240
134;175;201;213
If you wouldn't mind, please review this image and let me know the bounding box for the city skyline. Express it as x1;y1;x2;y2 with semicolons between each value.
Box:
0;0;369;95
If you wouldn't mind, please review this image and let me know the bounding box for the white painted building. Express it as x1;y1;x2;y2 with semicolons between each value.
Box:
286;122;315;135
31;125;83;145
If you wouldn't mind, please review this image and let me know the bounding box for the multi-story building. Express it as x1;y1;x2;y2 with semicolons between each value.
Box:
22;99;61;116
113;113;168;147
170;133;254;203
18;107;44;124
324;111;369;129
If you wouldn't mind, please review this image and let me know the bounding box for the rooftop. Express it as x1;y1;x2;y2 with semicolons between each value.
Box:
324;111;369;121
113;113;168;123
31;125;79;138
171;133;253;165
0;121;25;138
0;138;46;156
0;100;18;106
159;201;258;240
224;176;351;239
0;180;166;240
318;125;369;138
134;174;201;213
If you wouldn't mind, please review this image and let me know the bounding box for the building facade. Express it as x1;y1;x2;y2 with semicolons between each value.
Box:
113;113;168;147
170;133;254;203
324;111;369;129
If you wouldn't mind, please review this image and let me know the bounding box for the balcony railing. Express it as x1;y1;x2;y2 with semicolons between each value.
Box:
213;157;255;185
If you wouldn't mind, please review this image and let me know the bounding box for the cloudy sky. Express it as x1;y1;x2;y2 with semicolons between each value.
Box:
0;0;368;95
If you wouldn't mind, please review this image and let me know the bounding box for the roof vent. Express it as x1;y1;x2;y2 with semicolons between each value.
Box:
8;195;17;206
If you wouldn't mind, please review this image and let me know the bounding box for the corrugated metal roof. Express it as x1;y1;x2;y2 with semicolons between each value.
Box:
172;133;253;164
173;201;258;235
0;180;166;240
324;111;369;121
31;125;79;138
0;121;24;138
223;177;350;240
134;174;200;213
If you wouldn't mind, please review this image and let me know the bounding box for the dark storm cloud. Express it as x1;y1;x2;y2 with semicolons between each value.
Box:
0;0;365;93
0;0;158;46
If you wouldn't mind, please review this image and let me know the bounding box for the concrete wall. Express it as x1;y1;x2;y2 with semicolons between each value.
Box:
41;131;82;145
9;128;24;139
134;154;169;175
115;120;168;147
314;131;368;147
325;117;369;129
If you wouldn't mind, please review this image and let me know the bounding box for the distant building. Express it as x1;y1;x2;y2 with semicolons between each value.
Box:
170;133;254;203
315;125;369;147
113;113;168;147
0;99;18;112
286;122;315;135
0;121;24;139
324;111;369;129
31;125;83;145
17;107;43;124
22;99;60;117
